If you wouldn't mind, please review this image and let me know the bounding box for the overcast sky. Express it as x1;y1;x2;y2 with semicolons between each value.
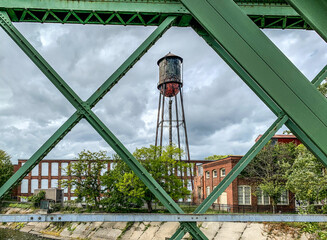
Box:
0;22;326;164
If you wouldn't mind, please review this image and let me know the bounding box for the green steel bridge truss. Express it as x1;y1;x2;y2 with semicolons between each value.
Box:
0;0;327;239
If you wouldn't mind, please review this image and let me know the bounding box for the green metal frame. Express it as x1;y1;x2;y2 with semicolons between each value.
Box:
286;0;327;42
0;0;311;30
0;0;327;239
0;12;207;240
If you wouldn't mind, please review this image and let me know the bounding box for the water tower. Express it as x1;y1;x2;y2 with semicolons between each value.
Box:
155;53;193;190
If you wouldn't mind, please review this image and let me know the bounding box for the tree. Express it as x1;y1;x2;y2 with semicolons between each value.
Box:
241;142;296;213
318;81;327;97
112;145;191;212
285;144;327;212
100;155;143;212
62;150;109;209
205;155;229;160
0;150;13;199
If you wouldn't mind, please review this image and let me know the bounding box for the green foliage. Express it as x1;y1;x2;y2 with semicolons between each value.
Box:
28;190;46;207
61;150;110;209
242;142;296;212
107;145;191;212
286;144;327;210
100;158;143;212
0;150;14;199
7;202;32;209
205;155;228;160
318;81;327;97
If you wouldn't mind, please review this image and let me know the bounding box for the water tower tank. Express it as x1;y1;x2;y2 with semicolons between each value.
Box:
157;53;183;97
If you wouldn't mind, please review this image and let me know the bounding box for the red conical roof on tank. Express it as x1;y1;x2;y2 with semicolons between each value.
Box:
157;52;183;65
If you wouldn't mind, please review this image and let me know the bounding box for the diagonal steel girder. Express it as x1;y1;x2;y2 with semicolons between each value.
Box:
171;0;327;238
171;42;327;239
171;115;288;239
181;0;327;160
0;13;207;239
195;28;327;167
0;1;326;239
285;0;327;43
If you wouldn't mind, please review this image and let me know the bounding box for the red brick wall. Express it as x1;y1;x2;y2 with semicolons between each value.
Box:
194;156;296;213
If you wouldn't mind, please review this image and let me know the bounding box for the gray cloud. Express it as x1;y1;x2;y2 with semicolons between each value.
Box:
0;23;326;163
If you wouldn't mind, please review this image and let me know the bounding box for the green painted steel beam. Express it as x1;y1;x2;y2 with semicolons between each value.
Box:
172;11;327;240
181;0;327;161
194;27;283;117
170;60;327;239
0;13;173;199
0;13;207;240
0;0;309;29
194;28;327;167
170;62;327;238
0;0;296;15
171;116;288;239
286;0;327;42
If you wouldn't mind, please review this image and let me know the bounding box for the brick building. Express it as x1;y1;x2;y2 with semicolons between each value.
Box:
193;135;301;213
16;159;111;201
256;134;301;145
14;159;209;202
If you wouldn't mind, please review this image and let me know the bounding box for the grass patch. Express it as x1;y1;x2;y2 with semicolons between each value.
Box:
265;222;327;240
7;202;33;209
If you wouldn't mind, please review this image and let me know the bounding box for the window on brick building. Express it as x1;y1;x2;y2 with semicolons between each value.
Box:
110;162;117;170
257;188;270;205
238;185;251;205
51;162;58;176
206;186;210;196
277;189;289;205
61;162;68;176
32;165;39;176
205;171;210;179
220;168;226;177
198;165;203;176
51;179;58;188
219;192;228;205
41;179;48;189
42;163;48;176
101;163;108;176
31;179;38;193
213;170;217;178
21;179;28;194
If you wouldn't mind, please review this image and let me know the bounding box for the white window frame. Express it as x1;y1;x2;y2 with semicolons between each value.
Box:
220;168;226;177
21;179;29;194
206;186;211;196
61;162;68;176
205;171;210;179
257;188;270;205
41;179;48;189
51;162;59;176
51;179;58;188
219;191;228;205
42;162;48;176
213;170;217;178
277;189;289;205
31;165;39;176
31;179;38;193
238;185;251;205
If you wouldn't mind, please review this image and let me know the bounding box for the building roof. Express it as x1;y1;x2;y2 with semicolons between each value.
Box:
255;134;297;142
